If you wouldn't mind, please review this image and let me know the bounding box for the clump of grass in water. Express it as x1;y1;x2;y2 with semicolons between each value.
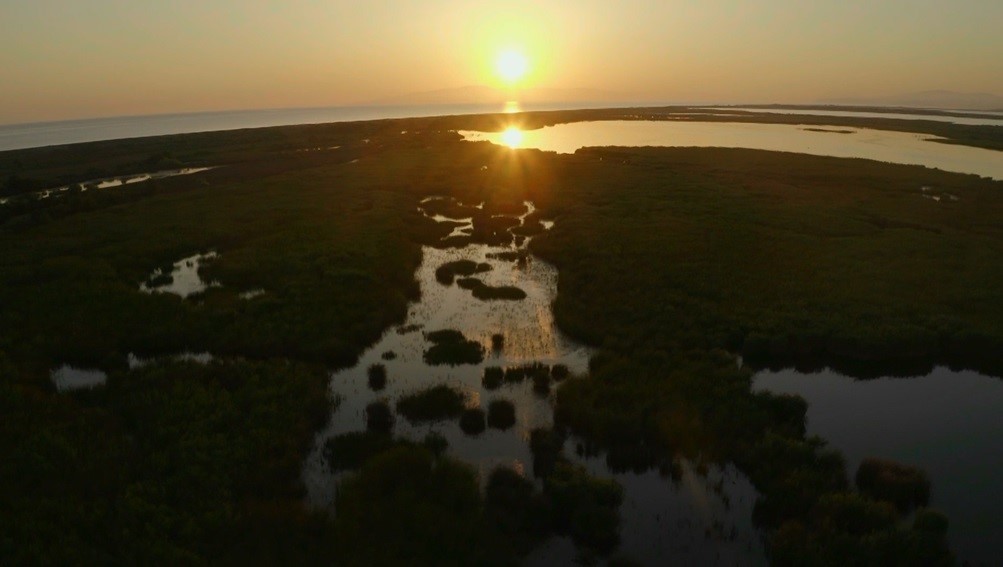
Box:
367;363;387;391
381;350;397;361
396;384;466;423
551;364;570;381
487;400;516;430
856;458;931;511
434;260;492;285
491;333;505;352
459;408;487;436
456;277;527;301
423;329;485;365
483;367;504;390
365;400;394;434
323;431;394;472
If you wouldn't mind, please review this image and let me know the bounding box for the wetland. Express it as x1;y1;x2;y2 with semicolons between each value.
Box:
2;107;1002;565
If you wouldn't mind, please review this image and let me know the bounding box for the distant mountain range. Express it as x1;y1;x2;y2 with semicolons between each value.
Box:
382;85;623;106
820;90;1003;111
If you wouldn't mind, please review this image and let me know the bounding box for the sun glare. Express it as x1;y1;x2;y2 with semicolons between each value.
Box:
500;127;523;149
496;50;529;84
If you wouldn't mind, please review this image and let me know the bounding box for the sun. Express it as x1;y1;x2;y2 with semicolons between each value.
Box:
496;50;529;84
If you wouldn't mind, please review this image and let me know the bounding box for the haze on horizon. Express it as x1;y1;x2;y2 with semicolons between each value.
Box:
2;0;1002;125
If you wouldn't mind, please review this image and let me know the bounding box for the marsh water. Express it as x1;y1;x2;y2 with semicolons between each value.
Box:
460;121;1003;180
711;107;1003;127
754;368;1003;565
302;198;766;565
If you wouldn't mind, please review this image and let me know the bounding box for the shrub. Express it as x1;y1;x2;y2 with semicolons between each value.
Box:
396;385;466;423
482;367;504;390
459;408;486;436
487;400;516;430
367;364;387;391
323;431;394;472
855;458;931;511
423;329;485;365
551;364;570;381
434;260;491;285
365;400;394;434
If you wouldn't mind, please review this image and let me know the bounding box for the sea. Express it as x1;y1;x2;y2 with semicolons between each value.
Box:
0;102;611;152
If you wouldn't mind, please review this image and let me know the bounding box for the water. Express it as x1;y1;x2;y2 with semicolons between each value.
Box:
50;365;107;392
753;367;1003;566
2;167;214;206
709;107;1003;127
0;102;611;152
300;197;765;565
461;121;1003;180
139;252;220;298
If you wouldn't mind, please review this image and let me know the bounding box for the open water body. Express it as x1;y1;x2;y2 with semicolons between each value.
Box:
754;368;1003;566
461;121;1003;180
0;102;608;152
711;107;1003;127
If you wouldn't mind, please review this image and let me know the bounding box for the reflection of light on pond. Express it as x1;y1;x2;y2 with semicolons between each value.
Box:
50;365;107;392
501;127;523;149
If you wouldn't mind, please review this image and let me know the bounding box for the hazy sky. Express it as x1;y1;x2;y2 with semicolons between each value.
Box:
2;0;1002;124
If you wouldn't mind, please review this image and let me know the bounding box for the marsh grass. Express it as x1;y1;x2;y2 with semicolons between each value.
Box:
366;363;387;391
487;400;516;430
396;384;466;424
434;260;491;285
482;367;504;390
855;458;931;511
423;329;485;365
459;408;487;436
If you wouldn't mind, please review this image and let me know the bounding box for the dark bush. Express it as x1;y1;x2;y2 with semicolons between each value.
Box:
482;367;504;390
323;431;394;472
396;385;466;423
459;408;486;436
487;400;516;430
434;260;491;285
855;458;931;511
367;364;387;391
365;400;394;434
551;364;570;381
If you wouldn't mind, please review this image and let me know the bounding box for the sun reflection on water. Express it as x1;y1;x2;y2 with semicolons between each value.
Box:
501;127;523;149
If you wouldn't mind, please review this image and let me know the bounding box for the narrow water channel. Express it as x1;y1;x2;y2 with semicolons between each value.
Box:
302;197;766;565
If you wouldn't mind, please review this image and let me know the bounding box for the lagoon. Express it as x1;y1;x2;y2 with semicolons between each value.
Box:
461;120;1003;180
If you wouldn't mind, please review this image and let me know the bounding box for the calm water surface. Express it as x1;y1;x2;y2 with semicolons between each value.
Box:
712;107;1003;127
754;368;1003;566
461;121;1003;180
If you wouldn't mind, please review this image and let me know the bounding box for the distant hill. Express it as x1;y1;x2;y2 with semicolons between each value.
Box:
821;90;1003;111
382;85;623;106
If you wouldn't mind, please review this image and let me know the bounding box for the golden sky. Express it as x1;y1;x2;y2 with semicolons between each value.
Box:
2;0;1002;123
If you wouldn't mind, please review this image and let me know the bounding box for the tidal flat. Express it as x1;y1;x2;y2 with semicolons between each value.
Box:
2;109;1002;565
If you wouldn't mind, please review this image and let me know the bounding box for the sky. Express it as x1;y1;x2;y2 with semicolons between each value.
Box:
2;0;1002;124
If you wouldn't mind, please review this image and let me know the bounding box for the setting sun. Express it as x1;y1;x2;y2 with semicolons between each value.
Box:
496;50;529;84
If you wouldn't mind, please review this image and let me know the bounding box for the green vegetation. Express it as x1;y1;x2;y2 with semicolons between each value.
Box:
323;431;395;472
396;385;466;424
365;400;395;434
367;363;387;391
423;329;485;365
434;260;491;285
4;112;1001;563
482;366;504;390
0;358;333;565
487;400;516;430
459;407;487;436
855;458;931;511
456;277;528;301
